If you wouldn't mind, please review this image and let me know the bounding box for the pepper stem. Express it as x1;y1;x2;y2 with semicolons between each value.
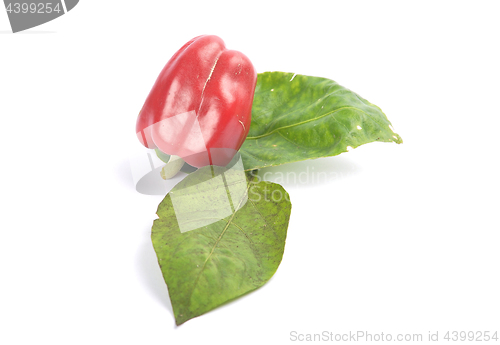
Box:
160;155;185;180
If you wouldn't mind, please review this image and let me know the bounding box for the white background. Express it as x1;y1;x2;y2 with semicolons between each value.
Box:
1;1;499;344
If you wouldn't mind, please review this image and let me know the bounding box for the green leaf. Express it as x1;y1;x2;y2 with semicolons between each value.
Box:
151;166;291;325
240;72;402;170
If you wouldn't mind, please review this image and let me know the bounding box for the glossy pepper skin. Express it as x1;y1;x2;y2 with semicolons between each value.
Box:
136;35;257;168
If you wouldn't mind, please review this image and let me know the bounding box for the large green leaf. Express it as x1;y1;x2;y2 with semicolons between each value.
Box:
240;72;402;170
152;166;291;325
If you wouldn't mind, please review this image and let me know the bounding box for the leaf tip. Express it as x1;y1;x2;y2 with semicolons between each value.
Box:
392;134;403;144
388;124;403;144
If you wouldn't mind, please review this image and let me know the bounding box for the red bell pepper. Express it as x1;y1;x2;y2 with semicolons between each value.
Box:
136;35;257;168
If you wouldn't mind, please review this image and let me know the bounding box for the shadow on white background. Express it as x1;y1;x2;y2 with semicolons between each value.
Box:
257;156;360;188
115;154;362;195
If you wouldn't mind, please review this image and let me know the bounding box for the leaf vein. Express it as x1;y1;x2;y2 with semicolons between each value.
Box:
276;131;307;149
246;106;356;140
187;182;252;302
251;88;351;136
